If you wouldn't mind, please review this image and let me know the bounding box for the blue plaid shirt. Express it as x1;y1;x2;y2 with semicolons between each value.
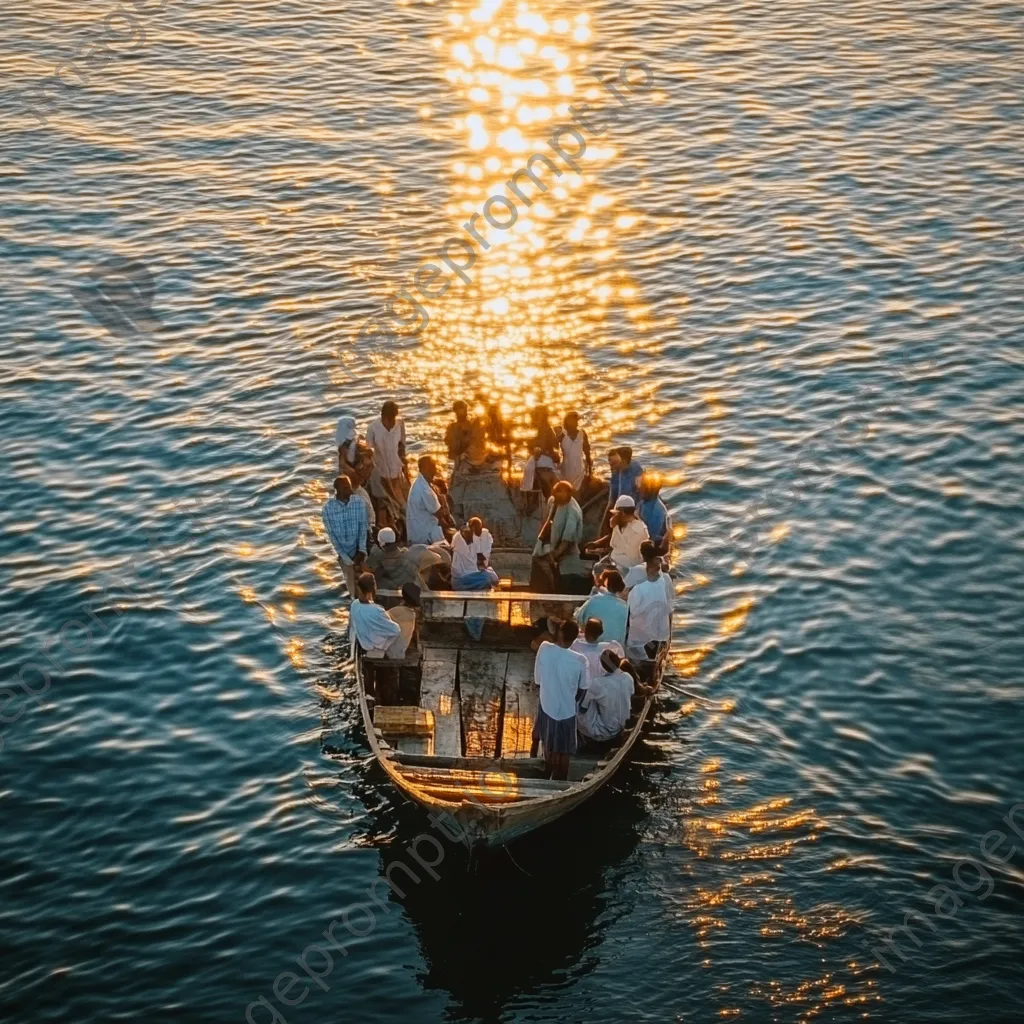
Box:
322;497;368;560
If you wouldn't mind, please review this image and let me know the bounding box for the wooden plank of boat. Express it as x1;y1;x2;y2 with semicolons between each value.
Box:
418;647;460;758
458;649;508;758
427;597;467;621
500;650;537;758
464;595;503;621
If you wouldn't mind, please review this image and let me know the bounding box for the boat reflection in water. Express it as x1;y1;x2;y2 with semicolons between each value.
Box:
357;0;666;471
374;747;660;1020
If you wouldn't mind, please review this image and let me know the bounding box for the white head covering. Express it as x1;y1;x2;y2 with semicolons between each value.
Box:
335;415;357;447
614;494;636;510
377;527;397;545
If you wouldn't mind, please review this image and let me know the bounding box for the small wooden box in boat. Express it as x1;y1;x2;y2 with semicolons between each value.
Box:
373;705;435;737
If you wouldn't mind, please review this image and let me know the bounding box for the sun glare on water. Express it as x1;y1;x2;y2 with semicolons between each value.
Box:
365;1;660;460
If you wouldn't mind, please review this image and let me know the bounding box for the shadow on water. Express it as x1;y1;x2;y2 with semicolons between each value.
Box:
355;741;665;1023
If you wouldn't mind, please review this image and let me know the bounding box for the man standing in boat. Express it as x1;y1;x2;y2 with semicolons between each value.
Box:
603;445;645;531
626;551;673;661
406;456;450;545
636;472;672;554
531;620;588;780
365;399;409;531
322;474;369;598
531;480;588;594
558;410;592;495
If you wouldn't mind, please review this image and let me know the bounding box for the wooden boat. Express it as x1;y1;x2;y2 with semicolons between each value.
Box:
349;461;669;850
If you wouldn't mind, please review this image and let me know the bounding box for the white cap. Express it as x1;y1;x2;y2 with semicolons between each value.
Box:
613;494;635;510
377;527;396;544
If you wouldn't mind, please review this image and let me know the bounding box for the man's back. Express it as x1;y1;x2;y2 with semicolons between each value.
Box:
350;598;400;652
534;641;587;721
578;669;633;741
368;546;420;590
610;518;649;569
577;590;628;645
627;578;671;646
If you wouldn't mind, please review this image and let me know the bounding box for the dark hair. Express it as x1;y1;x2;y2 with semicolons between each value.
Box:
584;617;603;642
552;480;573;500
619;445;633;463
604;570;625;594
600;649;623;671
639;540;657;562
559;619;580;645
382;400;398;417
418;455;434;473
356;573;376;595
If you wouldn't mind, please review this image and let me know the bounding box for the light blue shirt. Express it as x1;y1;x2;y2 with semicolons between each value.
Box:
350;599;401;653
574;589;628;645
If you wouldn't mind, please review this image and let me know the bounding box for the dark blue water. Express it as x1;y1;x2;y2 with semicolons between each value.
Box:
2;0;1023;1021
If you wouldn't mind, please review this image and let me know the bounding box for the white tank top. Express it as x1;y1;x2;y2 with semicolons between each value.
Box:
560;430;587;490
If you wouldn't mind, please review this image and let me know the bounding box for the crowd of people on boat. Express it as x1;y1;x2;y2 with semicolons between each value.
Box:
322;398;676;775
324;399;672;590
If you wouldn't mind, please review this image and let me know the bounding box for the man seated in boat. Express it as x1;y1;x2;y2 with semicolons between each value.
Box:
570;617;625;686
625;551;673;662
636;472;671;554
451;519;498;590
530;620;589;780
406;456;452;545
577;648;654;746
322;474;370;598
384;582;421;660
350;573;403;658
623;542;674;605
445;400;489;469
530;480;588;594
584;495;650;577
574;569;628;646
366;527;447;592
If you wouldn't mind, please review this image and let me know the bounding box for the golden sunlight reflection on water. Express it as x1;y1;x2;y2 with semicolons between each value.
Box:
364;0;664;464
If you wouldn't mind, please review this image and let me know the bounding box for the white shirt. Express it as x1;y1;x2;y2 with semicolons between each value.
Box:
610;518;649;570
366;418;405;478
350;598;401;654
451;531;478;578
534;642;588;721
569;638;622;688
626;577;672;647
471;528;493;561
407;473;443;544
577;668;633;741
559;429;588;491
624;564;673;605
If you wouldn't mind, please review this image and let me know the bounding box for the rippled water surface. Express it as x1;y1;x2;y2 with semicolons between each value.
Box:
2;0;1023;1021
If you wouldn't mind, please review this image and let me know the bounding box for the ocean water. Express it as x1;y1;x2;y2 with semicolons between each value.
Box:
1;0;1023;1021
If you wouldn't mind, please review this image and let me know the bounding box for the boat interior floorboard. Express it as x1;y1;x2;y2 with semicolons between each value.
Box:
500;650;537;759
458;650;507;758
418;647;460;758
